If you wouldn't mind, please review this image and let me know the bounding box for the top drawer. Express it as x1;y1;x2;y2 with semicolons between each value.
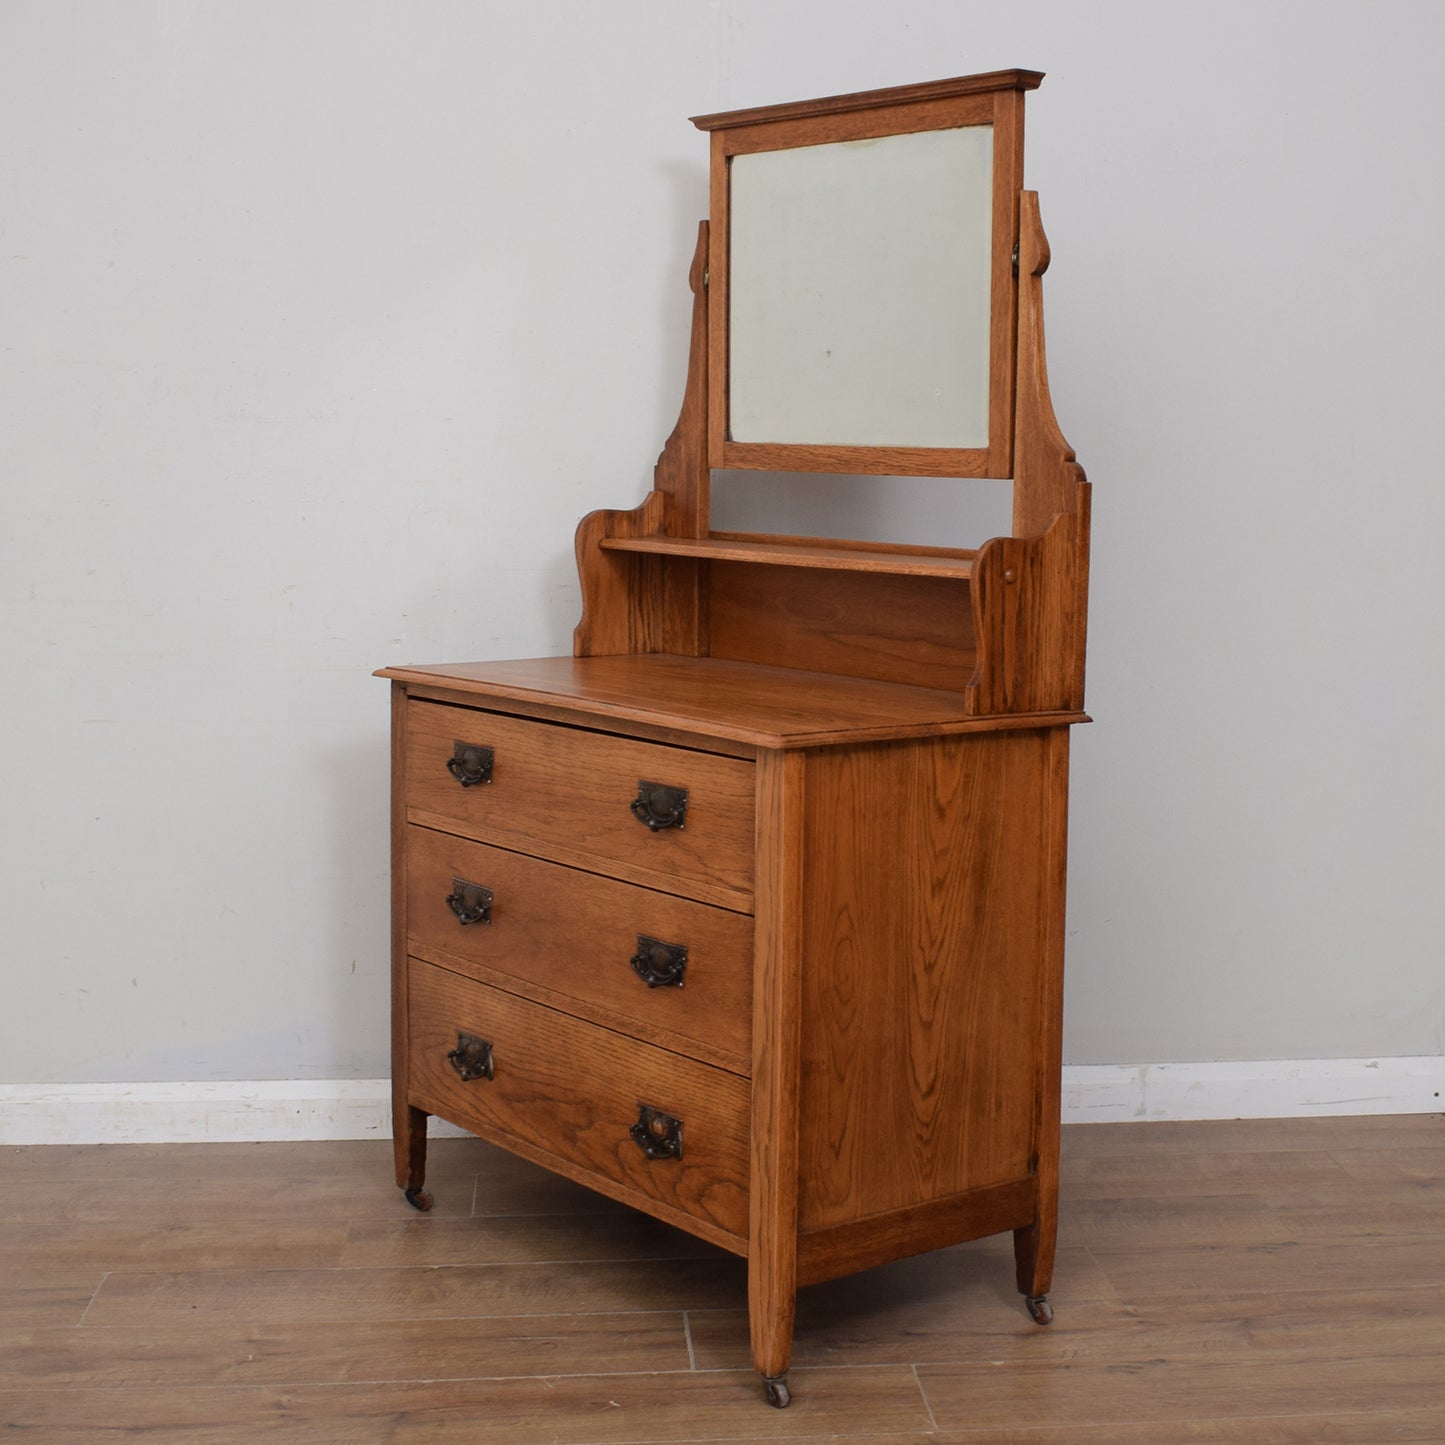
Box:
403;700;756;907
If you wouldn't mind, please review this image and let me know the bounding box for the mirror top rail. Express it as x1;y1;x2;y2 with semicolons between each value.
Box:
691;69;1044;133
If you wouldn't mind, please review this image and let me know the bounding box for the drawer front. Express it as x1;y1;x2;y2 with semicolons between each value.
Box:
407;958;749;1240
405;701;756;906
406;826;753;1067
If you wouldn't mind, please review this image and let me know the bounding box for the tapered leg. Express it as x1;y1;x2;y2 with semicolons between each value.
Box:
1014;728;1069;1325
390;682;431;1212
749;751;806;1405
1014;1215;1055;1323
395;1102;432;1211
749;1243;797;1402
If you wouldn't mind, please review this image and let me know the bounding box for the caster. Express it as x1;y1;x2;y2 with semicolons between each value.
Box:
403;1187;434;1212
763;1375;791;1408
1025;1294;1054;1325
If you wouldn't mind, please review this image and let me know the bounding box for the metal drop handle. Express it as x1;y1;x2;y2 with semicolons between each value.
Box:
630;780;688;831
447;1032;494;1083
445;878;493;926
446;742;494;787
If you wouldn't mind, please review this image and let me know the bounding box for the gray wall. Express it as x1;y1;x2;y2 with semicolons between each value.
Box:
3;0;1442;1084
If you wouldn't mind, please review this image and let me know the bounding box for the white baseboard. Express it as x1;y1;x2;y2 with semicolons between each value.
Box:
1;1058;1440;1145
0;1080;467;1147
1062;1056;1443;1123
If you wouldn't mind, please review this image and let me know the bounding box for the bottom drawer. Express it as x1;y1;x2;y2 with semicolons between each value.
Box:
407;957;750;1241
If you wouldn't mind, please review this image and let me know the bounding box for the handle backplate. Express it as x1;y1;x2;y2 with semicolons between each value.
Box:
630;1103;683;1161
630;780;688;831
446;877;493;926
630;935;688;988
447;1032;494;1083
447;742;494;787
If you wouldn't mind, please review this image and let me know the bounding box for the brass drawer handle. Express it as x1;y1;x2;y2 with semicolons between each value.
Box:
445;878;493;926
630;1104;683;1161
447;1032;494;1083
630;935;688;989
630;780;688;831
446;742;494;787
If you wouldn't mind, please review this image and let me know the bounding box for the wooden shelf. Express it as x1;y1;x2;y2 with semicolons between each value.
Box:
597;533;976;580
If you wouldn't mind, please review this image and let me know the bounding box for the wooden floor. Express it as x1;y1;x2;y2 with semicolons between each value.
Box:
2;1114;1442;1442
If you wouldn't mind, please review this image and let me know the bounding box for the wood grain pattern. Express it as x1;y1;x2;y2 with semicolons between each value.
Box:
1010;189;1091;710
0;1366;933;1443
382;655;1079;749
648;219;712;542
407;960;750;1243
599;533;976;578
919;1353;1445;1437
403;697;756;904
404;824;753;1070
1;1312;692;1391
80;1256;744;1329
571;488;684;658
795;732;1055;1229
690;70;1043;131
390;681;425;1195
797;1177;1035;1287
1013;723;1070;1299
706;561;974;691
746;750;806;1383
965;512;1079;716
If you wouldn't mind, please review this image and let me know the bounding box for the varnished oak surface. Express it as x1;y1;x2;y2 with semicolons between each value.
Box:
691;69;1043;131
599;533;977;579
378;654;1086;749
4;1114;1443;1441
402;696;757;906
405;826;753;1072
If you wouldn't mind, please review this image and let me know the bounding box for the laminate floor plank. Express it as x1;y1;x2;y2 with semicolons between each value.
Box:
1;1313;690;1390
2;1117;1443;1439
924;1409;1445;1442
917;1353;1444;1433
0;1283;101;1329
0;1141;470;1224
339;1211;725;1268
82;1257;748;1328
1;1220;349;1288
1087;1233;1445;1302
1327;1144;1445;1184
691;1282;1445;1372
1055;1191;1288;1249
0;1365;932;1443
1267;1181;1445;1236
1059;1149;1355;1199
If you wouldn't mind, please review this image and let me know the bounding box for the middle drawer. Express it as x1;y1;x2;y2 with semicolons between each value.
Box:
406;825;754;1070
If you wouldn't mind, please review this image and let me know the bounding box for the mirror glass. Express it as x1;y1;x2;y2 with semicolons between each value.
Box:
728;124;993;449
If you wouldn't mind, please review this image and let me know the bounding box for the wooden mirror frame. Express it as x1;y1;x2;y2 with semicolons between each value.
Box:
694;69;1042;480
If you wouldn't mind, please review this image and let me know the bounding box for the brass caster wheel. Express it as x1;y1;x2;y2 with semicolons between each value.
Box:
1025;1293;1054;1325
763;1374;792;1408
403;1187;434;1212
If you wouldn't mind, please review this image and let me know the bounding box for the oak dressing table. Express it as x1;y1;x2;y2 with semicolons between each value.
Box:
378;68;1091;1406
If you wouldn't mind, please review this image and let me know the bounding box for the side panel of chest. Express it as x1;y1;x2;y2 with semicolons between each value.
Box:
795;728;1067;1232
